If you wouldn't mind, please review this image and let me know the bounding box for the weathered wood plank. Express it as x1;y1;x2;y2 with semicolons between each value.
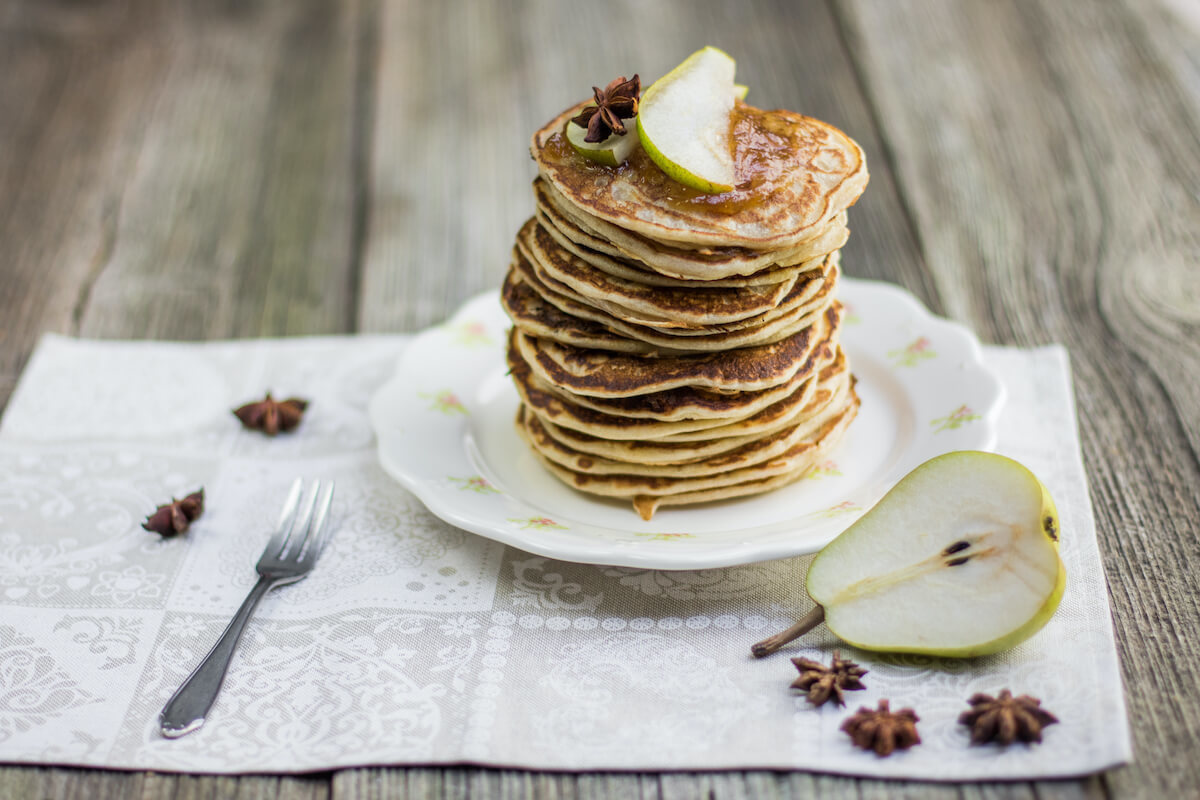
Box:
0;766;145;800
137;773;330;800
836;2;1200;799
330;769;1105;800
357;0;530;333
333;767;590;799
0;0;166;410
75;0;365;341
0;0;368;411
0;1;366;799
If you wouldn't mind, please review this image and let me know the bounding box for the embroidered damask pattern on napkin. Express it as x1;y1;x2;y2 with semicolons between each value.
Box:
0;335;1130;778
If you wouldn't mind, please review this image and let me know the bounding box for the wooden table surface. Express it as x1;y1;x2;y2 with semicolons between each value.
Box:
3;0;1198;797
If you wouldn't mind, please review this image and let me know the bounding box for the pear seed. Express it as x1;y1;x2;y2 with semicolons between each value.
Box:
1043;516;1058;540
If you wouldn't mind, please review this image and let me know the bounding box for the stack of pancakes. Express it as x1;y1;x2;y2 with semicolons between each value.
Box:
502;101;869;520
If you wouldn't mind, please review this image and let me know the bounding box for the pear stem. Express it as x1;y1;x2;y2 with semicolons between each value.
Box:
750;605;826;658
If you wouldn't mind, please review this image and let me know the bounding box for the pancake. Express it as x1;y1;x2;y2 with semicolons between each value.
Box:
506;317;831;422
514;303;842;398
503;262;830;355
532;102;868;250
502;268;659;354
522;371;852;476
535;178;851;280
520;357;830;442
534;179;850;283
520;391;861;519
629;399;857;520
537;205;804;290
506;250;838;353
519;378;851;478
510;333;845;445
632;349;847;443
517;217;805;326
515;235;838;338
530;364;853;467
519;397;858;494
508;332;822;440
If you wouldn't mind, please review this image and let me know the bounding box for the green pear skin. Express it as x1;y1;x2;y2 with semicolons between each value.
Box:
636;46;738;193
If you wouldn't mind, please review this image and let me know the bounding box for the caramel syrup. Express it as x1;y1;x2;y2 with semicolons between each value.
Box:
546;103;815;216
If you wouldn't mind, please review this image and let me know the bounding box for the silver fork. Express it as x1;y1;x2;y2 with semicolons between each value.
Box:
159;478;336;738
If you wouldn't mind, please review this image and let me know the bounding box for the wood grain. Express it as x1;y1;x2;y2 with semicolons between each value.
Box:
0;0;367;411
1;0;1198;797
837;0;1200;797
0;0;167;409
73;0;365;341
0;0;365;795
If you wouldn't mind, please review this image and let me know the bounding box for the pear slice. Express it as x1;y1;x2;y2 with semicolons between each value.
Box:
565;117;641;167
752;451;1065;658
637;46;738;193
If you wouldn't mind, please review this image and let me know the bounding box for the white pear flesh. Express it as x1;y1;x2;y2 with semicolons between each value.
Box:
637;46;737;193
806;451;1065;657
565;118;641;167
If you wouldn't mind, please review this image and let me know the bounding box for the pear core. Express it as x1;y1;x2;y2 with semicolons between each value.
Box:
805;451;1064;656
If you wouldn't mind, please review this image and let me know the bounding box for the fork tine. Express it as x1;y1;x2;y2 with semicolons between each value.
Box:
299;482;336;563
277;482;321;556
276;478;304;530
263;478;303;555
283;479;322;558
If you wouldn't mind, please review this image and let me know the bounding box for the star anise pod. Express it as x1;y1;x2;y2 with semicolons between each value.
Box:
959;689;1058;745
790;651;868;707
841;699;921;757
143;490;205;537
571;74;640;142
233;393;308;435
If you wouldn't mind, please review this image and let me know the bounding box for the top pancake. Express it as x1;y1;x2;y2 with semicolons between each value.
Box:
532;101;868;251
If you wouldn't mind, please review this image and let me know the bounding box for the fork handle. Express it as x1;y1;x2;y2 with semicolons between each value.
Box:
159;576;276;738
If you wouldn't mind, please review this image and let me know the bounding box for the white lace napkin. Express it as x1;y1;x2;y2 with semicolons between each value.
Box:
0;333;1130;779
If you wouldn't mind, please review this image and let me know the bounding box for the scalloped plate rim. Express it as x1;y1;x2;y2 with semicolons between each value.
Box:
368;278;1005;569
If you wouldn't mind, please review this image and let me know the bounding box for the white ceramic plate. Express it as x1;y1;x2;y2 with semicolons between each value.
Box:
368;279;1004;569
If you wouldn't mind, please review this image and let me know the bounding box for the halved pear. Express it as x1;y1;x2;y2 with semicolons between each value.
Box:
565;117;641;167
752;451;1065;658
637;46;738;193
